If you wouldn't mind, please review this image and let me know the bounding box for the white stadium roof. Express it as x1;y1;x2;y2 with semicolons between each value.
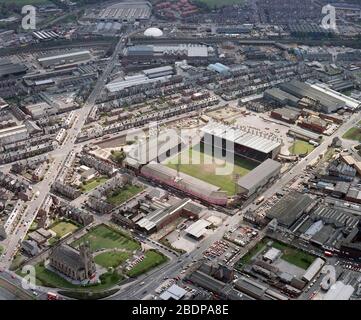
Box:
201;122;281;154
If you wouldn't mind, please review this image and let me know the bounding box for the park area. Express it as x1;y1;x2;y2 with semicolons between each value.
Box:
80;176;108;193
50;221;78;238
72;224;140;253
106;184;144;205
94;251;131;269
343;123;361;142
127;250;168;278
289;140;315;155
167;145;257;196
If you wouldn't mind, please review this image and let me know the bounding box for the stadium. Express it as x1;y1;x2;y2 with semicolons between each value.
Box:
136;122;282;205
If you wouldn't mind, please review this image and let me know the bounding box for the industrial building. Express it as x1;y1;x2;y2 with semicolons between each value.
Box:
266;191;314;228
38;50;91;68
140;162;228;206
0;60;27;79
85;1;152;22
323;281;355;300
201;122;282;162
279;80;347;114
236;159;282;198
0;125;29;145
106;65;174;93
136;198;204;233
270;107;300;124
301;258;325;283
126;44;210;58
207;63;231;74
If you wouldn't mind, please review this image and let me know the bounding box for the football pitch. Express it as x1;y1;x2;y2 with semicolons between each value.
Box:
167;145;258;196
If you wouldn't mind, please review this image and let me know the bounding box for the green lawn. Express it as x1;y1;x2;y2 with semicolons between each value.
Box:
80;176;108;192
71;224;140;253
271;240;315;270
127;250;168;278
0;245;3;256
167;145;257;196
343;125;361;142
51;221;78;238
106;185;144;206
196;0;245;9
18;264;123;291
289;140;315;155
237;238;268;266
94;251;131;268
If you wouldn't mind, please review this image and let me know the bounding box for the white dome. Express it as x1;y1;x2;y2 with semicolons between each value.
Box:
144;27;163;37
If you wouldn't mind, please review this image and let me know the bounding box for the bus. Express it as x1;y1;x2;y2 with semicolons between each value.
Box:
324;250;333;257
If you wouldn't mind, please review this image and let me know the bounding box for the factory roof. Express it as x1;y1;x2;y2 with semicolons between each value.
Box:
0;124;28;138
302;258;325;282
237;159;281;191
266;191;313;227
38;50;90;63
0;60;27;78
185;219;211;238
280;80;346;113
202;122;281;154
272;107;300;119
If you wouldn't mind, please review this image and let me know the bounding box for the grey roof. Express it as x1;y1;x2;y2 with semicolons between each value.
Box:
280;80;346;113
302;258;325;282
311;225;335;246
266;191;313;228
237;159;281;191
272;107;300;119
0;60;27;78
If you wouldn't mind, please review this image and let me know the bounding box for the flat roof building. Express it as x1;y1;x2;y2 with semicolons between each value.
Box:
38;50;91;68
302;257;325;282
185;219;211;239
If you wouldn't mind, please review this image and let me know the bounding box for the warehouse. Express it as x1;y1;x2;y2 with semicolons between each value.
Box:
201;122;282;162
266;191;313;228
270;107;300;124
140;162;228;206
90;1;152;22
302;258;325;283
0;125;28;145
288;127;323;143
126;44;210;58
142;65;174;79
264;88;300;107
207;63;231;74
38;50;91;68
136;198;204;233
279;80;346;113
0;60;27;79
237;159;281;198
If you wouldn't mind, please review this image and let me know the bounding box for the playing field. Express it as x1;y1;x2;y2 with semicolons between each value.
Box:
289;140;315;155
71;224;140;252
51;221;78;238
167;145;257;196
196;0;245;9
343;124;361;142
